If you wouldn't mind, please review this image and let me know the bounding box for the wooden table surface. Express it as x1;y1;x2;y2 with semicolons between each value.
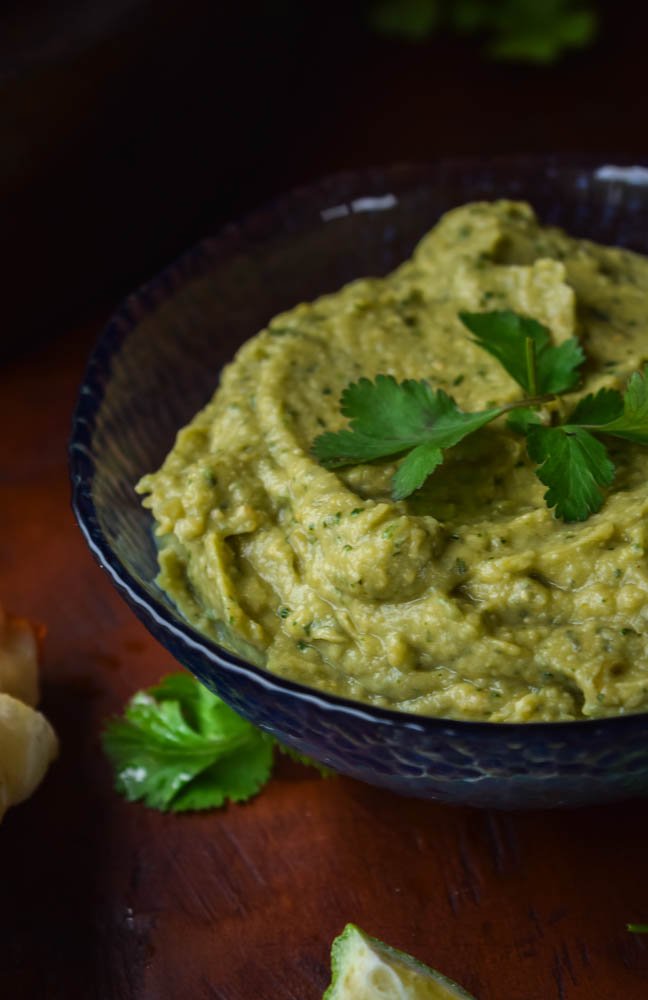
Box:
3;321;648;1000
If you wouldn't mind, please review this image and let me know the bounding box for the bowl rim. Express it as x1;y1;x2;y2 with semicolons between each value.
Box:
70;154;648;737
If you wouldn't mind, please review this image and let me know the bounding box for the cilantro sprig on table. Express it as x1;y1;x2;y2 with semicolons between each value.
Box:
312;309;648;522
103;673;329;813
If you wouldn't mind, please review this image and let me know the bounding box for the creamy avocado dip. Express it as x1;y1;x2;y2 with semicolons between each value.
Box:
137;201;648;722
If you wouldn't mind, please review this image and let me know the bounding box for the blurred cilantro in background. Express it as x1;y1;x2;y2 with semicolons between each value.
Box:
367;0;598;63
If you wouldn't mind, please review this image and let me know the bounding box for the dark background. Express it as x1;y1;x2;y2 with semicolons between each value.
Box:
2;0;647;353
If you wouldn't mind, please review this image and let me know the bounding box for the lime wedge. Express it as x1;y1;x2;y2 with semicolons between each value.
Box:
323;924;475;1000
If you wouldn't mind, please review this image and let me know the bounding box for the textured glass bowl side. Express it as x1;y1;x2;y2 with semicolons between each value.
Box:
70;158;648;809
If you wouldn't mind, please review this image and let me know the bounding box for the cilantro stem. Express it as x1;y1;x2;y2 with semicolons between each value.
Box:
627;923;648;934
525;336;538;397
500;393;555;413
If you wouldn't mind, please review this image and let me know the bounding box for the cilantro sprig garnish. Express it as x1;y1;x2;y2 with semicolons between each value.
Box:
103;673;328;813
312;308;648;522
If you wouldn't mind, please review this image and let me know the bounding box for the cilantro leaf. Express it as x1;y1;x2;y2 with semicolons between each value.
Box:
367;0;598;65
506;406;542;435
171;737;274;811
536;338;585;395
485;3;597;64
368;0;439;41
102;673;274;812
568;386;624;426
276;741;334;777
459;310;584;395
312;376;504;499
573;368;648;445
526;425;615;522
392;441;444;500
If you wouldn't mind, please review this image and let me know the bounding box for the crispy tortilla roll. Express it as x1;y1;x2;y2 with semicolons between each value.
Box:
0;693;58;822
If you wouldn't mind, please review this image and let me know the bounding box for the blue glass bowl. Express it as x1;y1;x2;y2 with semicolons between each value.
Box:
70;158;648;809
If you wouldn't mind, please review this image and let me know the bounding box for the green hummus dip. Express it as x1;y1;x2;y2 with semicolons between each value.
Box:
138;201;648;722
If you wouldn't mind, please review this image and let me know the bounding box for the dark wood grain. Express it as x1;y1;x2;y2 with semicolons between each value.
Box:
2;324;648;999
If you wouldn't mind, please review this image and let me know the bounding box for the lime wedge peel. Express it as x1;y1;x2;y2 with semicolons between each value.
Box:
323;923;476;1000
